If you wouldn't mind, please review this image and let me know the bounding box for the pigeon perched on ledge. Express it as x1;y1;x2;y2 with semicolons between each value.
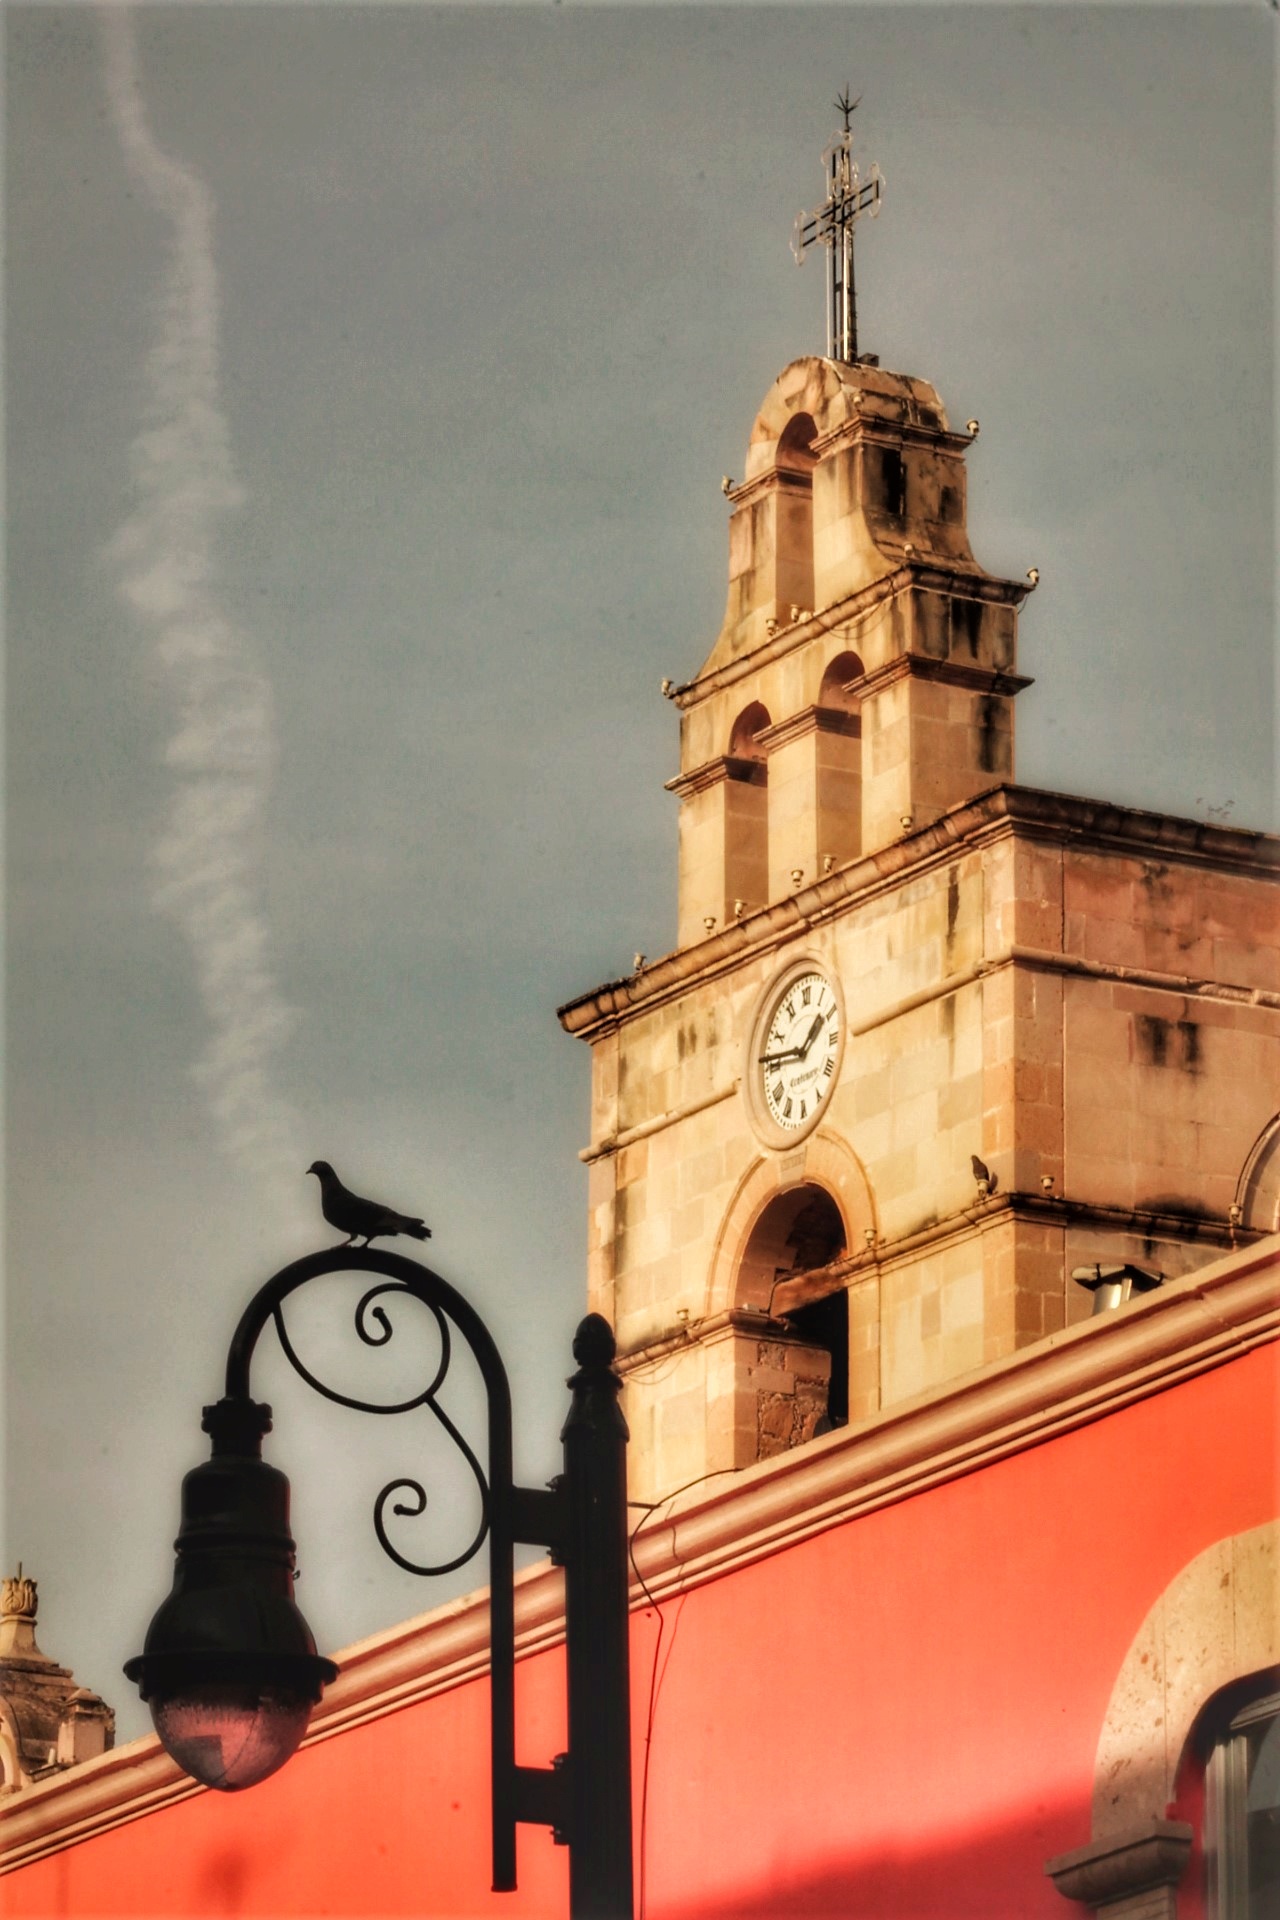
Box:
307;1161;432;1247
970;1154;999;1199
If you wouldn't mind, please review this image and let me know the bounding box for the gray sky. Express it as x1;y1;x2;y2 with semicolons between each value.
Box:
7;2;1275;1745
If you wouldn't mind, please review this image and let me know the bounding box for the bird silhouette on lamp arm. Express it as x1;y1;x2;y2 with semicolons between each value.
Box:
306;1161;432;1247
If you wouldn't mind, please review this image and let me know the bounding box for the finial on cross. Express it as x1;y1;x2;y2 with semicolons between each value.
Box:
792;89;884;364
835;88;861;133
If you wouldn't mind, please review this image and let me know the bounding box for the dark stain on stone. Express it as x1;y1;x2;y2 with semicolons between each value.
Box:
612;1180;631;1270
945;864;961;965
867;446;906;517
1136;1014;1201;1073
1178;1020;1201;1073
977;696;1004;773
1136;1013;1170;1067
954;597;983;658
1137;1194;1215;1225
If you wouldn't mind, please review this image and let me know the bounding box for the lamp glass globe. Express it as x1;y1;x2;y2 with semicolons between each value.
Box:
151;1681;313;1791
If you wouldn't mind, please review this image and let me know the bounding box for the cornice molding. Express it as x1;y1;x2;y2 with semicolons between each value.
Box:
5;1238;1277;1875
722;466;814;511
675;568;1032;710
855;652;1033;700
557;785;1280;1040
754;704;861;753
809;414;976;461
663;754;765;800
1045;1819;1193;1906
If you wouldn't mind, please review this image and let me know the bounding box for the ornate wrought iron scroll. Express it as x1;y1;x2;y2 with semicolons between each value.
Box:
266;1278;489;1576
221;1245;522;1889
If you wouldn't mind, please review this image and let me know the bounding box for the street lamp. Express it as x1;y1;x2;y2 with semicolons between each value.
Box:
126;1245;635;1920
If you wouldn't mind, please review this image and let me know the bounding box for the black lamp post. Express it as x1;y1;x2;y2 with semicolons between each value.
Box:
126;1246;634;1920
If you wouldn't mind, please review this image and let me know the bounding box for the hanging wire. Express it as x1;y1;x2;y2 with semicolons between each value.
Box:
627;1466;746;1917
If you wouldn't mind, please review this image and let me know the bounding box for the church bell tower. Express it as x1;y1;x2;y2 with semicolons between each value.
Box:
558;109;1280;1504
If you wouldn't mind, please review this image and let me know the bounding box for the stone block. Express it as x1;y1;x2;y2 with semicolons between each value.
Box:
1064;1102;1133;1164
937;1070;983;1133
940;1268;984;1334
1066;995;1131;1061
890;1086;940;1152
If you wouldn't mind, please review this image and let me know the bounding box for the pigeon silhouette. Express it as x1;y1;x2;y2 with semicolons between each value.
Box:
307;1161;432;1247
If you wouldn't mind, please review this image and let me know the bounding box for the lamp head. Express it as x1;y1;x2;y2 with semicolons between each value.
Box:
125;1397;337;1792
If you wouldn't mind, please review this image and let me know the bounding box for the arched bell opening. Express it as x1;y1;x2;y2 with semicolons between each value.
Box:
723;701;771;918
728;701;771;762
735;1183;849;1454
736;1184;846;1304
815;649;865;871
819;649;865;713
772;412;817;620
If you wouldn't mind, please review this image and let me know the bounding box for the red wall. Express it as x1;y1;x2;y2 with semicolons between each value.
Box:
7;1343;1277;1919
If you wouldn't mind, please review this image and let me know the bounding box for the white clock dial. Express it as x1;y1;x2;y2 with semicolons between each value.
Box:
757;970;841;1130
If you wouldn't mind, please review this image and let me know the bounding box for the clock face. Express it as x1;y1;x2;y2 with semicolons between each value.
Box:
757;969;841;1131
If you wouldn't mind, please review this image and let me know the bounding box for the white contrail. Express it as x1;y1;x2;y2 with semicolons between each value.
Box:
100;6;303;1221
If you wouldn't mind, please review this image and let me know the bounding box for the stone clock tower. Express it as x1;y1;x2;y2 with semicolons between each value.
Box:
558;173;1280;1508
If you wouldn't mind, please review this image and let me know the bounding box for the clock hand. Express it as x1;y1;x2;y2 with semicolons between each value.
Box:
759;1047;802;1067
797;1013;825;1058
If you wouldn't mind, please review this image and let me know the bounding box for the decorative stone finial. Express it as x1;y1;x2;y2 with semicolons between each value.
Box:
0;1564;115;1782
1;1565;36;1623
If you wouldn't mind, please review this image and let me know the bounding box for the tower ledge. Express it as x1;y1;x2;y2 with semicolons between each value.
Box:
558;783;1280;1041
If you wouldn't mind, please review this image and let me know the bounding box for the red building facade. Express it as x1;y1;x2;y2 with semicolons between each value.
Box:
2;1235;1278;1918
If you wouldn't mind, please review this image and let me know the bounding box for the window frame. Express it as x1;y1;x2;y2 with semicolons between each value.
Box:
1206;1689;1280;1919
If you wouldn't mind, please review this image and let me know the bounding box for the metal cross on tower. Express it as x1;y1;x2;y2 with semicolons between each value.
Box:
791;89;884;364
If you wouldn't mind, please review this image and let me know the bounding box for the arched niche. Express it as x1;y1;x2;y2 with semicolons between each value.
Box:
819;649;866;712
1237;1115;1280;1233
1092;1519;1280;1844
1048;1521;1280;1917
742;358;857;485
771;412;817;618
705;1137;880;1442
814;648;866;870
736;1183;846;1308
707;1133;873;1319
739;1184;850;1438
776;410;818;474
728;701;771;761
723;701;771;916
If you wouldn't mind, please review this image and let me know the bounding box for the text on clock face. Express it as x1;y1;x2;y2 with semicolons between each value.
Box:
759;972;840;1128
